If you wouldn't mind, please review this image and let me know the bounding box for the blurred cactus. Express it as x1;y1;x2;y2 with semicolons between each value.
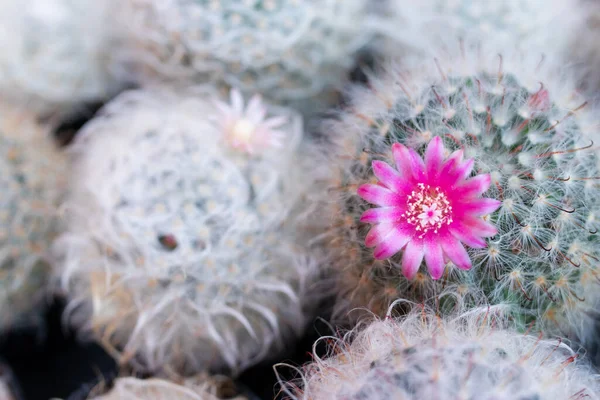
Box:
89;376;248;400
53;86;318;375
0;103;66;333
276;308;600;400
110;0;374;112
315;47;600;342
0;0;115;115
567;0;600;95
0;359;18;400
377;0;581;59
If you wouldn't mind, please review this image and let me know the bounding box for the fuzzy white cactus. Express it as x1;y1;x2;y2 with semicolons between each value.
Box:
0;0;115;115
109;0;374;111
378;0;582;57
53;86;318;375
276;307;600;400
89;376;248;400
0;102;67;333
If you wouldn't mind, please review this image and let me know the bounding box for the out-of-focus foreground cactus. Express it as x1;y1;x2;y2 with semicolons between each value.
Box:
0;103;67;333
0;360;18;400
53;86;319;375
110;0;374;111
89;376;248;400
314;45;600;343
0;0;115;115
276;308;600;400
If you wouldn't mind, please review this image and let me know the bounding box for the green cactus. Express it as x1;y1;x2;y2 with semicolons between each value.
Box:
317;47;600;343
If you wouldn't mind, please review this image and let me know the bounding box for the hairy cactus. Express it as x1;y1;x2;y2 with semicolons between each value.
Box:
0;0;115;114
276;308;600;400
110;0;374;111
378;0;582;58
89;376;248;400
315;47;600;342
0;103;66;333
53;86;318;375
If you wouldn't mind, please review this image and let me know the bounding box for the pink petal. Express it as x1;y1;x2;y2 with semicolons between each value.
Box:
465;198;502;216
425;136;444;180
262;116;288;129
440;233;472;270
373;228;411;260
449;216;497;247
440;155;458;180
372;160;411;194
360;207;405;223
447;149;464;165
258;128;284;147
246;95;267;124
391;143;425;182
448;224;487;249
230;89;245;114
451;158;475;182
407;148;426;181
424;239;445;279
365;222;395;247
454;174;492;198
214;100;234;118
401;240;424;279
358;184;404;207
391;143;413;178
463;216;498;237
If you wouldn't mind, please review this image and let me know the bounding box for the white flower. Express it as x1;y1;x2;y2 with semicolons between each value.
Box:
214;89;287;154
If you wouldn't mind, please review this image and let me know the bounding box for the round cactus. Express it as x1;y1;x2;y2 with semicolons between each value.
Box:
0;0;115;115
377;0;582;61
315;47;600;342
276;308;600;400
53;86;318;375
0;102;67;333
110;0;374;111
89;376;248;400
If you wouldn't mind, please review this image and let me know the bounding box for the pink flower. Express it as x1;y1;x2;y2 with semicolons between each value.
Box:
357;137;501;280
214;89;288;154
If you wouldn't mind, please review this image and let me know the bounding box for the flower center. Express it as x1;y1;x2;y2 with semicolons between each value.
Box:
403;183;453;237
230;119;256;145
